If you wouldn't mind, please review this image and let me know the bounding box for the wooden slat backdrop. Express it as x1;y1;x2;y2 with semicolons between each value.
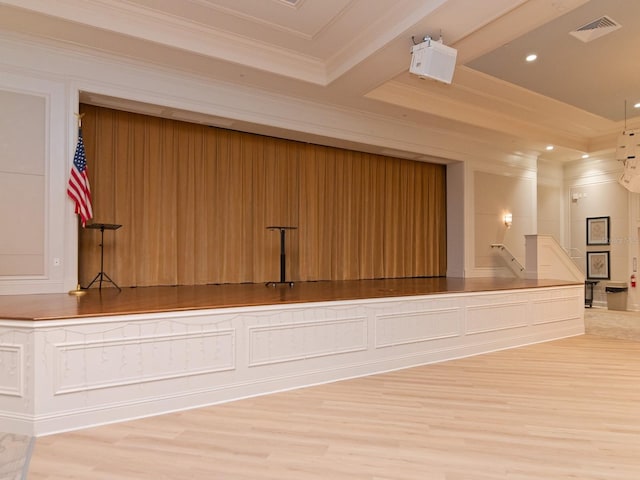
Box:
78;104;446;287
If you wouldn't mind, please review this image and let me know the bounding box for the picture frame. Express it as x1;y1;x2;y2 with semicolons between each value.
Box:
586;251;610;280
586;216;610;245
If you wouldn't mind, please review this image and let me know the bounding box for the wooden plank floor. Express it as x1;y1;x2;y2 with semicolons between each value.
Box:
0;277;578;320
27;334;640;480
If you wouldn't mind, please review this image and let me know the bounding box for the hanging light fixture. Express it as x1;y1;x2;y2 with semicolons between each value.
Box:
617;101;640;192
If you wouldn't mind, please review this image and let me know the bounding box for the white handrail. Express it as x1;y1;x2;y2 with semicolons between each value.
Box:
491;244;525;278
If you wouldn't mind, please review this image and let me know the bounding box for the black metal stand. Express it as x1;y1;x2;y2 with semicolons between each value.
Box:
585;280;598;307
85;223;122;291
266;226;297;287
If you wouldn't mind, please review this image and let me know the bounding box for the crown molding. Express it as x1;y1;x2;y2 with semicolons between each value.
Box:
0;0;328;84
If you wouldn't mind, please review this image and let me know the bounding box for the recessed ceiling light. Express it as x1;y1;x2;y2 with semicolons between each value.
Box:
634;102;640;108
545;145;554;151
582;154;589;159
525;53;538;62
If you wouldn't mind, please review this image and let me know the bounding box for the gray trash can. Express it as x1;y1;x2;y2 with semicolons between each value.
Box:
605;282;628;311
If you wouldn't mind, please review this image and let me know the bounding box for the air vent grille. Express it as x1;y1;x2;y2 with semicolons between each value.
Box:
569;15;621;42
577;16;617;31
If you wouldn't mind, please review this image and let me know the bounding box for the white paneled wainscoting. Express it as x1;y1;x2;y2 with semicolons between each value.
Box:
1;284;584;436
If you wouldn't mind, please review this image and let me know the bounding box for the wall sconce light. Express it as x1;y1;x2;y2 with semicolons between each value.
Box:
504;213;513;228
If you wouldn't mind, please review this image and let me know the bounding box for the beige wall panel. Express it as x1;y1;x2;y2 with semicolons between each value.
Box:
537;183;562;242
0;90;46;277
0;173;45;275
0;254;44;275
0;90;45;175
474;171;534;269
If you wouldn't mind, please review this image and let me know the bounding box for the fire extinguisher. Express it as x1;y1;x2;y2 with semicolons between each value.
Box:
631;274;636;288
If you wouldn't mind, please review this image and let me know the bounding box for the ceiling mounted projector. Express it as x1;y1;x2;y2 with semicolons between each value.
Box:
410;37;457;84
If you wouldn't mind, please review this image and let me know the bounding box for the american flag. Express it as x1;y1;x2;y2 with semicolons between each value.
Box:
67;128;93;227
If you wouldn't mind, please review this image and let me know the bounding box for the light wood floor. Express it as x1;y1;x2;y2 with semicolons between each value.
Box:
27;334;640;480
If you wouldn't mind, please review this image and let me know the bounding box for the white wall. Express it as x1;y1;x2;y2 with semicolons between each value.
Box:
537;159;564;246
465;159;538;278
0;69;69;294
446;161;465;277
564;156;630;308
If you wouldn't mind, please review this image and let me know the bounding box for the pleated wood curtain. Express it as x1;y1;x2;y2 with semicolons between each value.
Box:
78;104;446;287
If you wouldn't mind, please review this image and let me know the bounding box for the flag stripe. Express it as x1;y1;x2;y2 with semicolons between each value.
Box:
67;128;93;227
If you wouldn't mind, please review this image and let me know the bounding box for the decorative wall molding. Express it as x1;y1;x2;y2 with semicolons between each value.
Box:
465;301;529;334
0;73;69;295
531;295;583;325
54;329;236;395
0;344;23;397
248;318;367;367
375;308;462;348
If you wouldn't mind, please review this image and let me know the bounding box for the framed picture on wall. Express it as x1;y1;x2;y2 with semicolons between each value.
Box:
586;216;610;245
586;251;610;280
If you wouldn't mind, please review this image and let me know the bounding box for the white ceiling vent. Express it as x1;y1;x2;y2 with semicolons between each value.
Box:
569;15;621;43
